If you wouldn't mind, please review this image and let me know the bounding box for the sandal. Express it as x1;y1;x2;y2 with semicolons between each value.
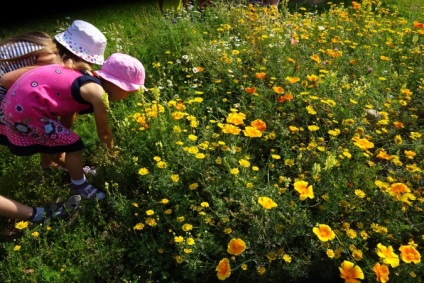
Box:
33;195;82;224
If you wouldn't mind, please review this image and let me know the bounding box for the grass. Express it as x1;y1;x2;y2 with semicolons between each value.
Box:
1;0;424;282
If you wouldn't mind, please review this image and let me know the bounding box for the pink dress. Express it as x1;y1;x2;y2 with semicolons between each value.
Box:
0;64;101;156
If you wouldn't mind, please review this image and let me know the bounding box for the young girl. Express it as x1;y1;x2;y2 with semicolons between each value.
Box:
0;20;107;170
0;20;106;223
0;53;147;201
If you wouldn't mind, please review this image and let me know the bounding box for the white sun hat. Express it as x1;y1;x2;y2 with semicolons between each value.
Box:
54;20;107;65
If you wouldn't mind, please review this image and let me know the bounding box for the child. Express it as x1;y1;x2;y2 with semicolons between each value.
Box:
0;20;107;170
0;194;81;224
0;20;106;223
0;53;147;200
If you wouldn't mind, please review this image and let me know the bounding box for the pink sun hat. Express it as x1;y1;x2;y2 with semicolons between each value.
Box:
96;53;147;92
54;20;107;65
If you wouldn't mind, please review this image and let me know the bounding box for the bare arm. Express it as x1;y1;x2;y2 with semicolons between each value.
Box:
0;53;59;88
0;66;36;88
80;83;114;149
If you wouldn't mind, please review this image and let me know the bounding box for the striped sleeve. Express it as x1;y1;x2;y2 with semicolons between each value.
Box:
0;41;43;77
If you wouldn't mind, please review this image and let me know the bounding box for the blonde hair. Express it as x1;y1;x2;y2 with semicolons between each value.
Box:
0;31;58;65
54;39;93;73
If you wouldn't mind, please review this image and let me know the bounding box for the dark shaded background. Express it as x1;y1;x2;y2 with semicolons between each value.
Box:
0;0;157;27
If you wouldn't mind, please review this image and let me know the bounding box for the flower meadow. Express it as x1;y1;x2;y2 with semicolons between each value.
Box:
0;0;424;282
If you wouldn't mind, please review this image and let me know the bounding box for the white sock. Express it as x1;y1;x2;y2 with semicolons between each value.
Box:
71;175;86;185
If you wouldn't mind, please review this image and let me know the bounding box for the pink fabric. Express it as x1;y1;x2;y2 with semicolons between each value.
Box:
0;64;92;153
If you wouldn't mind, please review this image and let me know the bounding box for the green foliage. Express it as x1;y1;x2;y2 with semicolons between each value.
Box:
1;0;424;282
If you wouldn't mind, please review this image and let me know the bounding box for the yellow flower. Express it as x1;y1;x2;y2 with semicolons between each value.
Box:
258;196;278;209
376;243;399;268
243;126;262;138
354;189;365;198
339;260;364;283
138;167;149;175
313;224;336;242
294;180;314;200
306;105;317;115
187;237;195;245
201;202;209;208
285;76;301;84
31;231;39;238
227;238;246;255
160;198;169;204
175;255;183;264
257;266;266;275
15;221;29;230
182;223;193;232
226;112;246;125
216;258;231;280
13;245;21;251
221;123;241;135
195;153;206;159
174;236;184;243
188;134;198;141
171;174;179;182
308;125;320;131
189;183;199;190
239;159;250;167
133;223;145;230
283;254;292;263
230;168;239;175
145;217;157;227
157;161;167;168
146;210;154;216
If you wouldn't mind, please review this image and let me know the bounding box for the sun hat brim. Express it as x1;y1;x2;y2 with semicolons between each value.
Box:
96;70;146;92
55;32;105;65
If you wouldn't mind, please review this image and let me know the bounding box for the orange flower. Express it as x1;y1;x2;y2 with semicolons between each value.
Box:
375;150;392;160
399;245;421;264
372;263;389;283
352;1;360;9
245;86;257;94
272;86;284;94
352;136;374;150
339;260;364;283
251;119;266;132
278;93;293;103
310;54;321;64
393;121;404;129
216;258;231;280
227;238;246;255
312;224;335;242
413;21;424;29
255;72;266;79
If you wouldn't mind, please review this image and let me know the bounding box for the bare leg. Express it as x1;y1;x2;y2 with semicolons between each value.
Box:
65;150;85;181
0;195;33;220
40;152;66;169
